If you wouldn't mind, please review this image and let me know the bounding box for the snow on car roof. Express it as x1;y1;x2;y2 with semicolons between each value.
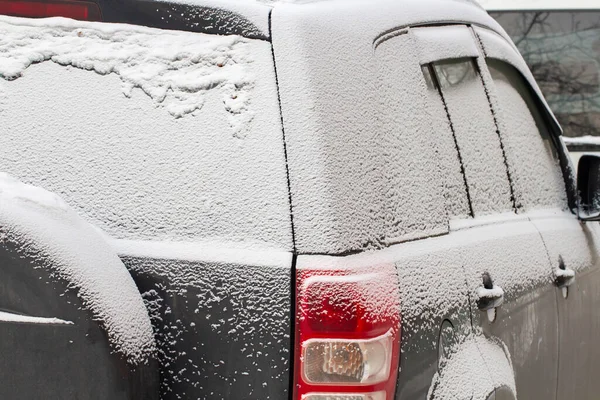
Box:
480;0;599;11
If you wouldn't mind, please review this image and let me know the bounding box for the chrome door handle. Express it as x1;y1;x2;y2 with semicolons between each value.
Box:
477;272;504;311
555;256;575;289
477;286;505;311
555;267;575;288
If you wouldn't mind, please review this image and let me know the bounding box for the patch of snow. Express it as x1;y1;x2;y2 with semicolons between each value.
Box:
412;25;480;65
0;310;73;325
480;56;568;211
437;57;514;216
0;173;69;211
449;211;527;231
157;0;274;37
555;267;575;279
272;0;508;254
111;238;292;267
476;285;504;298
474;26;561;131
0;16;254;126
0;173;155;365
529;211;593;277
428;335;515;399
563;136;600;146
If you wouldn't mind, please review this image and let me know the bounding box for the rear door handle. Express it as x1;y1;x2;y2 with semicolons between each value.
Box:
477;272;504;311
555;256;575;289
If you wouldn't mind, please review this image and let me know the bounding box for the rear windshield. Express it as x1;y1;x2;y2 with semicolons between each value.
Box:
0;17;292;250
490;11;600;138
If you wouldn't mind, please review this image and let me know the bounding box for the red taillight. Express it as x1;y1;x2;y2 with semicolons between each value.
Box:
0;0;101;21
294;262;401;400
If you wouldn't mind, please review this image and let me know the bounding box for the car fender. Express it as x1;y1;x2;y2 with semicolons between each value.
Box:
428;334;516;400
0;173;158;399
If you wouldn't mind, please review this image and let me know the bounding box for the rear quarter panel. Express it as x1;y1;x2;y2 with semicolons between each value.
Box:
0;17;294;399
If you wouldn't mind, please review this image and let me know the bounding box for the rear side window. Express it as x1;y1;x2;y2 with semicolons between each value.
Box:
484;59;568;211
0;19;293;248
426;58;514;217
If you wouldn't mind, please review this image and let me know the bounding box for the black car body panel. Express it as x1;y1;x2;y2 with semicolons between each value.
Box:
122;256;292;399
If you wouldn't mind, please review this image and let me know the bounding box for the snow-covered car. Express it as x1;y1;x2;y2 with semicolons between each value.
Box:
1;0;600;399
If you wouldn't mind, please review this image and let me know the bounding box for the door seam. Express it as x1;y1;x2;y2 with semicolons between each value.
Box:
530;216;561;400
428;63;475;218
470;26;519;214
268;9;297;254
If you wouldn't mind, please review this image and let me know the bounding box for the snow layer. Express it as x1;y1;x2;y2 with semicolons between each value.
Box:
111;238;292;267
436;57;514;216
422;66;472;220
481;58;568;211
529;210;593;277
272;0;510;253
474;26;562;131
0;19;292;248
563;136;600;146
429;335;515;399
412;25;480;65
0;310;73;325
0;173;155;364
0;16;255;125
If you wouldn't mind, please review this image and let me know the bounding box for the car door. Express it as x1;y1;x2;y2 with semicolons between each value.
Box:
413;25;560;400
475;26;600;399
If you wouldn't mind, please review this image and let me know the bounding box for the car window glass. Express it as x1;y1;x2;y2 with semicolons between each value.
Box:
429;58;514;217
490;11;600;138
484;59;568;211
421;64;471;219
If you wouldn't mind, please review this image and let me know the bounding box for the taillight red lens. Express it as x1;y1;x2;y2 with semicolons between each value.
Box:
0;0;101;21
294;262;401;400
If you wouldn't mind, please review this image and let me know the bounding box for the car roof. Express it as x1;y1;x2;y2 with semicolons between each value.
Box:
481;0;599;11
5;0;497;42
182;0;491;39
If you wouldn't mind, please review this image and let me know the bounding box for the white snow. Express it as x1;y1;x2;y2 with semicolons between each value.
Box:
0;16;255;124
449;211;527;231
428;335;515;399
0;173;155;364
555;267;575;279
563;136;600;146
110;238;292;268
271;0;509;253
476;285;504;299
478;38;568;211
412;25;480;65
474;26;561;131
0;173;69;210
434;57;514;216
0;310;73;325
0;17;292;249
